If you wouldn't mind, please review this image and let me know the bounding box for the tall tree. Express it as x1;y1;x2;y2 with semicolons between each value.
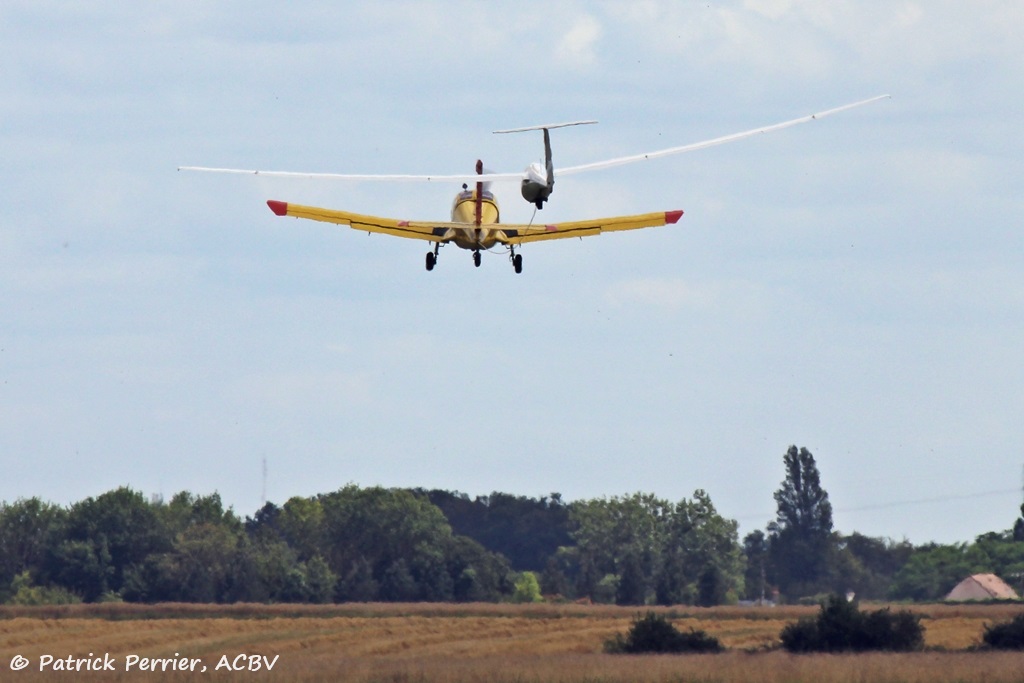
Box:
1013;502;1024;542
767;446;834;599
742;530;768;602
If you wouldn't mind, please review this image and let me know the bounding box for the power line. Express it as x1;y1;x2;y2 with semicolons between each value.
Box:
736;487;1021;522
835;488;1021;514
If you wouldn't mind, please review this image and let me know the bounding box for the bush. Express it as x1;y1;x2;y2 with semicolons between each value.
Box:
511;571;543;603
605;612;722;654
983;613;1024;649
7;572;82;606
780;594;923;653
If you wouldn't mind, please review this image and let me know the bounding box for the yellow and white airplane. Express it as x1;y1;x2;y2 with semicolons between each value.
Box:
180;95;887;273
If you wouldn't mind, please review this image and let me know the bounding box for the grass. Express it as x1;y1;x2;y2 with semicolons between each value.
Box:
1;603;1022;682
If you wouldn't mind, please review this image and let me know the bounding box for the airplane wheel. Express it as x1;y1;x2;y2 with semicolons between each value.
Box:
425;252;435;271
513;254;523;274
473;251;481;267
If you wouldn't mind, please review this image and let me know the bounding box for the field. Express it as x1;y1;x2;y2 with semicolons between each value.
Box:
2;603;1023;682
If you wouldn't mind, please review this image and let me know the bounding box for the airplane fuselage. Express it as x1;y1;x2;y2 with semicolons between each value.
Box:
446;187;504;250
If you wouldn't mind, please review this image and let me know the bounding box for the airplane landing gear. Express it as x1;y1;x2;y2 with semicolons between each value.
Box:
473;250;481;267
509;246;523;274
425;243;440;271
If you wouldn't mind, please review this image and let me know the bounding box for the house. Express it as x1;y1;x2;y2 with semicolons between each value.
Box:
945;573;1019;601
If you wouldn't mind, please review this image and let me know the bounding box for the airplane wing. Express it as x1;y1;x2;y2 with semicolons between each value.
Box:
266;200;682;244
266;200;463;242
496;210;683;244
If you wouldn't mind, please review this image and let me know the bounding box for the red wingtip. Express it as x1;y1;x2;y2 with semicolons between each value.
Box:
665;210;684;224
267;200;288;216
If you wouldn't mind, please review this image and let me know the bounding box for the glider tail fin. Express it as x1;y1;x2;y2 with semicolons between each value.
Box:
493;120;597;210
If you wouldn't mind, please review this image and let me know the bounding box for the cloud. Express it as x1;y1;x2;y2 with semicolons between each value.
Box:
608;1;1024;90
555;14;602;70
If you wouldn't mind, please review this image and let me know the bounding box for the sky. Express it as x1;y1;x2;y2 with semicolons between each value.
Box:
2;1;1022;545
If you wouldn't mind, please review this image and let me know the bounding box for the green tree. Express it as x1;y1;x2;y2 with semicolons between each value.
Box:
278;496;325;562
572;491;742;606
616;553;647;605
337;556;378;602
448;535;512;602
889;534;1024;601
251;536;309;602
117;493;276;603
51;487;169;601
0;498;67;601
319;486;456;601
686;491;744;606
887;543;976;601
833;533;913;599
742;530;769;602
1013;503;1024;542
539;553;573;599
571;493;669;604
423;490;572;572
50;538;113;602
768;446;834;599
160;491;240;534
154;522;243;602
245;502;282;541
304;555;337;604
379;559;418;601
657;491;744;606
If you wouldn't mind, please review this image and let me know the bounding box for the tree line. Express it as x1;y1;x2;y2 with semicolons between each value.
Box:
2;446;1023;606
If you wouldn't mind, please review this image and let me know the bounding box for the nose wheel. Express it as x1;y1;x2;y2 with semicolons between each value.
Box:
473;250;482;267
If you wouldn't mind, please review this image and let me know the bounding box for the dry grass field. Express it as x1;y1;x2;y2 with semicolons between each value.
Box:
1;603;1022;682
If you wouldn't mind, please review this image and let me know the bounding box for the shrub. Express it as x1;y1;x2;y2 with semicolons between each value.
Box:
511;571;543;603
780;594;923;653
983;613;1024;649
605;612;722;654
858;607;923;651
7;572;82;606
